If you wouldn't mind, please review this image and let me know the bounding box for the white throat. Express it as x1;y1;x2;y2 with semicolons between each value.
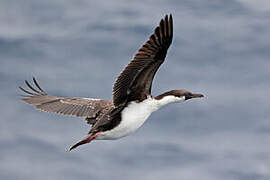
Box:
153;95;185;110
96;96;185;140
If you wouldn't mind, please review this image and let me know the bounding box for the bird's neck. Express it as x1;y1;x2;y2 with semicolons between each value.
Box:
152;95;185;111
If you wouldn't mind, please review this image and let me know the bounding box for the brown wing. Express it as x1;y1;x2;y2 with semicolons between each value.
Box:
19;78;114;119
112;14;173;106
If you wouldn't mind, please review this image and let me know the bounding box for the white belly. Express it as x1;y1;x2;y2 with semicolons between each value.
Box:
95;95;185;140
96;98;158;140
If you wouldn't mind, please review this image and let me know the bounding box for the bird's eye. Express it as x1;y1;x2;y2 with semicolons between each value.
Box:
184;93;191;99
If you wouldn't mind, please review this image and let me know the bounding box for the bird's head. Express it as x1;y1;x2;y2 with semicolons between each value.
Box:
155;89;204;102
172;89;204;101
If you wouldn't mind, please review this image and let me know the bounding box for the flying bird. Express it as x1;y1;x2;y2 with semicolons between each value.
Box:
19;14;204;151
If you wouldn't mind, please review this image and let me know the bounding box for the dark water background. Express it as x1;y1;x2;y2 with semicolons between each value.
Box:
1;0;270;179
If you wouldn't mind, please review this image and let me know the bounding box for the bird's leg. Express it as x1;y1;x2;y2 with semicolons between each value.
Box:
67;132;103;152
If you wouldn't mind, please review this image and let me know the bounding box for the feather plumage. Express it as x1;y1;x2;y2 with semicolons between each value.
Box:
19;78;114;123
112;14;173;106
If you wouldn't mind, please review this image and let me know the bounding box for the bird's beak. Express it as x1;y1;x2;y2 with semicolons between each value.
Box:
191;93;204;99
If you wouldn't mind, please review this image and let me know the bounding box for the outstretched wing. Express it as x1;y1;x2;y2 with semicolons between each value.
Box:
112;14;173;106
19;78;113;118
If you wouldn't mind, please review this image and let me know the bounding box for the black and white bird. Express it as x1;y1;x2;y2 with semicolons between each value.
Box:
19;14;204;151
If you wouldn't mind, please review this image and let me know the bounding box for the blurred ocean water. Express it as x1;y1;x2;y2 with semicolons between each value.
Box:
0;0;270;179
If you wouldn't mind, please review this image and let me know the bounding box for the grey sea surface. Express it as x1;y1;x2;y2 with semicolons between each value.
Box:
1;0;270;179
